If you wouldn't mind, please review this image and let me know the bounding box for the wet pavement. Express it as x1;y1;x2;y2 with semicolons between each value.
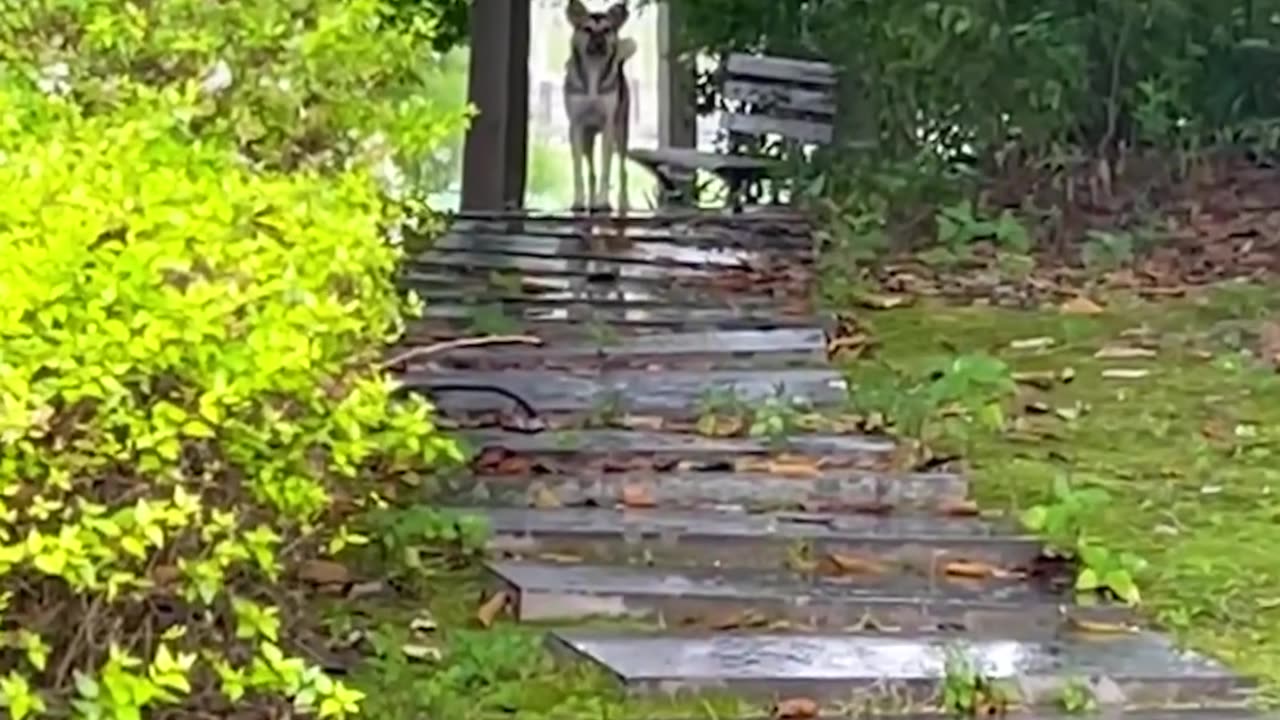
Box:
397;211;1258;715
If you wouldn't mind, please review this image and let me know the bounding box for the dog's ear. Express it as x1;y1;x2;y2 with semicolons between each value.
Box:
606;2;630;29
566;0;589;27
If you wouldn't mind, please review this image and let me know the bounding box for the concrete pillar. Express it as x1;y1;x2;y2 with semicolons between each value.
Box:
657;1;696;149
461;0;531;211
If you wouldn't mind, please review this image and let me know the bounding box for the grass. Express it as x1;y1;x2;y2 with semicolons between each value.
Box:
842;279;1280;702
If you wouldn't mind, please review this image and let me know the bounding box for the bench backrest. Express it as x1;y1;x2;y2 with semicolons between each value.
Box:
720;53;837;146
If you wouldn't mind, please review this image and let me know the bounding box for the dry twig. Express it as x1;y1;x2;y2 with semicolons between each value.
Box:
380;334;543;370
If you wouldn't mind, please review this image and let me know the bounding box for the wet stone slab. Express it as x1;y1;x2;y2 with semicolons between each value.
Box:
418;303;817;330
441;469;969;513
465;506;1042;570
400;274;783;311
453;208;813;226
405;286;780;312
463;428;895;460
411;369;848;415
488;561;1067;636
548;632;1250;707
427;233;763;268
422;327;830;372
446;221;815;249
412;248;756;277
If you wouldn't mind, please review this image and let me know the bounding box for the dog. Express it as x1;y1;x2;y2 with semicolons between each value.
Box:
563;0;635;214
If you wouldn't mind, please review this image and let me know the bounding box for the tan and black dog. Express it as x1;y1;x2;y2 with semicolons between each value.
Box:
563;0;636;213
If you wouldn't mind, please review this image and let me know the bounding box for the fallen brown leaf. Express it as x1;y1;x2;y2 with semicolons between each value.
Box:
938;499;980;516
773;697;820;719
765;458;823;478
475;591;509;628
618;414;665;431
855;292;913;310
493;455;534;475
530;485;562;508
1066;615;1140;634
1011;370;1058;389
536;552;585;564
1101;368;1151;379
1093;345;1157;359
298;560;352;586
345;580;388;600
943;560;1001;579
826;551;888;575
1060;295;1104;315
620;483;657;508
696;413;747;437
827;333;871;358
703;608;769;630
1009;336;1055;350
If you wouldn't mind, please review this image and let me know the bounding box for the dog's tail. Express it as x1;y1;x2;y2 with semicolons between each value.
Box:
618;38;637;64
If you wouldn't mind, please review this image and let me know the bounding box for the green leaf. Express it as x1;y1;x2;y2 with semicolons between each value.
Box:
1075;567;1101;591
1103;569;1141;605
1019;505;1048;532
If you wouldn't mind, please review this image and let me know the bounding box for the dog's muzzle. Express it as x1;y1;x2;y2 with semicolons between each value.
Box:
586;34;607;56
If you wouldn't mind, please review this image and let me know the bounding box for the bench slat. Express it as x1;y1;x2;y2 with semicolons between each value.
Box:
725;53;837;86
628;148;773;173
723;79;836;117
721;113;834;144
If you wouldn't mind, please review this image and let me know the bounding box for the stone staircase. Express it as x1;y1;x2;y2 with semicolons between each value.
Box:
395;210;1259;717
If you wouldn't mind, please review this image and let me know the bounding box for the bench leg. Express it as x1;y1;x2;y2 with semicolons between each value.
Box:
633;162;694;208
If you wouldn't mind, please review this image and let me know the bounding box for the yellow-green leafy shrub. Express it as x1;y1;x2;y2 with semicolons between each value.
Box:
0;86;461;719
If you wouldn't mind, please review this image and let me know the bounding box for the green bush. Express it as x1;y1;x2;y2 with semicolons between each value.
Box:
0;82;461;718
0;0;470;182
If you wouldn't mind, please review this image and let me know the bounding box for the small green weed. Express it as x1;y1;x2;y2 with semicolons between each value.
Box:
747;386;810;448
1020;477;1146;605
941;645;1013;717
1057;677;1098;714
360;506;491;577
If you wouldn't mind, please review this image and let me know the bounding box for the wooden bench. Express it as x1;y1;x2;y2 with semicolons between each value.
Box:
629;53;837;212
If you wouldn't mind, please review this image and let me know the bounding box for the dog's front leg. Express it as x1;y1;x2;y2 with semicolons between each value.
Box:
617;134;629;214
596;129;615;213
570;126;586;212
583;131;597;213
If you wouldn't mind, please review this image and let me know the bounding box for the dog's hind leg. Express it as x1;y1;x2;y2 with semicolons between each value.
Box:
616;114;630;215
597;129;615;213
570;125;586;212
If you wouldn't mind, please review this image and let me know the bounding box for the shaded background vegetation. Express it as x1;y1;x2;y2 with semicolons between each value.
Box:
624;0;1280;258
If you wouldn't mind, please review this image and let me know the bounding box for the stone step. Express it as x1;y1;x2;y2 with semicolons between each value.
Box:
446;219;814;249
413;327;831;372
463;506;1042;570
424;233;762;268
407;369;848;416
441;468;968;513
392;326;832;372
402;281;783;313
487;560;1099;637
411;250;743;278
464;429;898;471
415;302;815;329
546;631;1252;709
